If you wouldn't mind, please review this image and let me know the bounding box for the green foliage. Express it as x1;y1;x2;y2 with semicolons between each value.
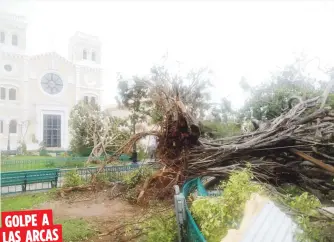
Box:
288;192;321;215
238;58;323;121
200;121;241;138
138;146;148;160
38;142;50;157
69;101;101;156
45;160;56;168
17;141;27;155
141;210;177;242
190;168;261;242
117;76;152;124
120;166;154;203
210;97;235;122
281;184;304;197
1;152;9;161
94;173;111;184
63;170;84;187
279;192;331;242
190;168;331;242
63;159;85;169
56;218;95;241
39;149;50;156
327;93;334;109
123;166;153;189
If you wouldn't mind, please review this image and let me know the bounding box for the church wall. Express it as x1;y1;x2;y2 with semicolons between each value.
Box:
27;55;77;107
0;53;26;150
0;14;103;152
22;55;77;150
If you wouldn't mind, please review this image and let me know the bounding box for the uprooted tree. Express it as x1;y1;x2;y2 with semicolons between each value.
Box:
110;59;334;204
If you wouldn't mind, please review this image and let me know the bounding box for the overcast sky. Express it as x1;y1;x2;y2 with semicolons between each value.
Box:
1;0;334;109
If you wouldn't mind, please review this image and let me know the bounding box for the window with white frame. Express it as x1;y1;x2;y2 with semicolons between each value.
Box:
83;50;87;60
0;120;3;133
9;88;16;100
0;32;4;43
43;114;61;148
9;120;17;133
83;95;98;105
12;34;18;46
92;51;96;61
91;96;96;105
0;87;5;100
84;96;89;104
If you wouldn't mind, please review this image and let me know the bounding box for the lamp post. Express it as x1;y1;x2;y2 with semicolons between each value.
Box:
131;110;138;164
7;122;10;152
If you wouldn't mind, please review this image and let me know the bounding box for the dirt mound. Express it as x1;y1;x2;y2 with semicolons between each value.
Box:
39;190;140;220
37;189;145;241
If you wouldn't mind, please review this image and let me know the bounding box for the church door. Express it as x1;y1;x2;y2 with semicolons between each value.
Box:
43;114;61;148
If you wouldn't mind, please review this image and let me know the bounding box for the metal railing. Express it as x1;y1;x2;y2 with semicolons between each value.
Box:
1;163;159;195
0;156;131;172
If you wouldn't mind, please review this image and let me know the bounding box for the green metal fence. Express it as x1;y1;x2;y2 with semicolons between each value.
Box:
0;156;132;172
1;163;159;195
1;157;88;172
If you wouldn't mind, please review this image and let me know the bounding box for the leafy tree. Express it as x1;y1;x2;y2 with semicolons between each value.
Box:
210;97;234;123
116;76;152;160
239;58;323;121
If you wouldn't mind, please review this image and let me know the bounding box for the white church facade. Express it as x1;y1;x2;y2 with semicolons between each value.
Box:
0;13;103;151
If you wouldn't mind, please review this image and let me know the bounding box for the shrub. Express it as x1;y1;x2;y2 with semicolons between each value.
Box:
45;160;56;168
123;166;153;189
141;210;177;242
190;167;331;242
63;170;84;187
190;167;261;242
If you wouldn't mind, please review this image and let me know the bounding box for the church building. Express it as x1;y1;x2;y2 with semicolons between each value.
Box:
0;12;103;151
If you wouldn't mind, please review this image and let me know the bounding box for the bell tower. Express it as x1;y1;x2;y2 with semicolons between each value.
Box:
0;12;27;53
68;31;101;65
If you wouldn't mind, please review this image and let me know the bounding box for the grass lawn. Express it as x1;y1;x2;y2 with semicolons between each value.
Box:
1;192;53;212
0;192;54;227
5;155;53;160
56;218;95;241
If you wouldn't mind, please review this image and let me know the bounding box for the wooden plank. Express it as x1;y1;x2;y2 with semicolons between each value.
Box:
290;148;334;174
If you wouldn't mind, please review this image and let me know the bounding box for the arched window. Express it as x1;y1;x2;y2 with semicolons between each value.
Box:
83;50;87;59
12;35;18;46
9;120;17;133
0;87;5;100
91;96;96;105
91;52;96;61
9;88;16;100
0;32;4;43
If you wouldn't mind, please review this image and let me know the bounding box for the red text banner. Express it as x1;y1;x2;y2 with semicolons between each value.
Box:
0;209;62;242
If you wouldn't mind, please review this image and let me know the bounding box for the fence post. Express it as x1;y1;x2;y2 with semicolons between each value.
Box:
22;173;27;192
174;185;186;242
